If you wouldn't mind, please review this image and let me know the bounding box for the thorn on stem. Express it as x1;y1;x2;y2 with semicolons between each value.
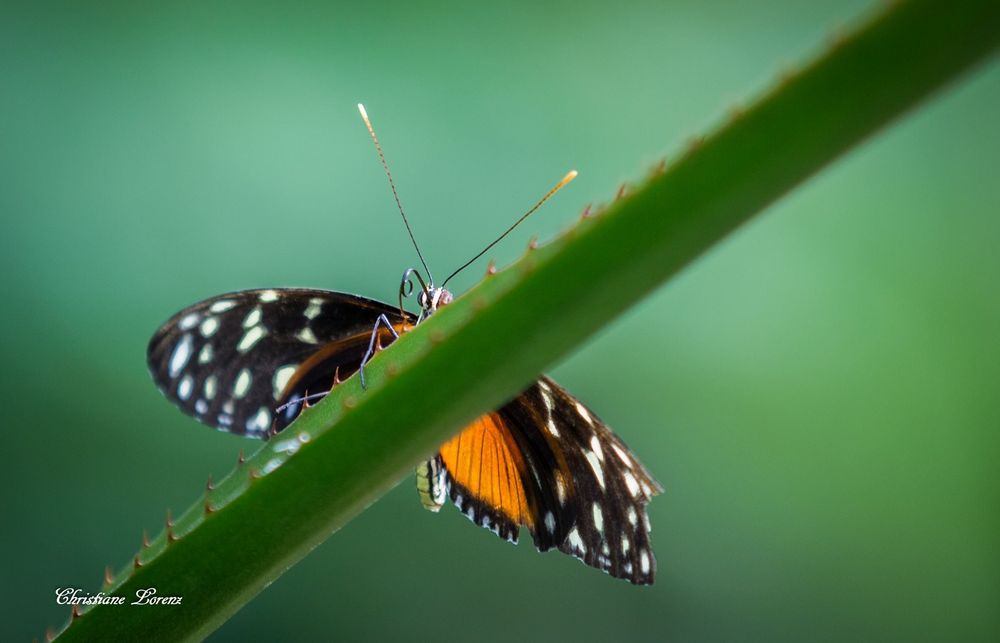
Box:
486;260;497;276
133;555;143;570
104;566;113;586
238;449;245;465
71;605;81;620
206;474;214;492
166;508;178;542
142;529;150;549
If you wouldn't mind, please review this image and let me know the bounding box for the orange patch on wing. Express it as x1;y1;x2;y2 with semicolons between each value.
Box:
439;413;533;529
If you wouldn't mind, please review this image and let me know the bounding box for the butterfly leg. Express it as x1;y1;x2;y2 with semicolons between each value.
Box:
359;313;400;390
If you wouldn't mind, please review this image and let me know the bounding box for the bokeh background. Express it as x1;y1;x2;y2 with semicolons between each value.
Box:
2;1;997;641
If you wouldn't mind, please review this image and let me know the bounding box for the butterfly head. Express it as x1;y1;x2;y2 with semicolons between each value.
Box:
399;268;451;321
417;286;453;316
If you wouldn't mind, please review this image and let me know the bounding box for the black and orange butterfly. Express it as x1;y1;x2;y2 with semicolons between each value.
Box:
147;105;662;584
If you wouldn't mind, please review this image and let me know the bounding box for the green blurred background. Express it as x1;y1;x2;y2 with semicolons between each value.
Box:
2;1;997;641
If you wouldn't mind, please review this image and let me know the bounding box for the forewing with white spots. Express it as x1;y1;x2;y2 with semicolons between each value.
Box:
147;288;410;437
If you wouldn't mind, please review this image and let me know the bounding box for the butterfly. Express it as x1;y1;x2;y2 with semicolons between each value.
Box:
146;105;662;584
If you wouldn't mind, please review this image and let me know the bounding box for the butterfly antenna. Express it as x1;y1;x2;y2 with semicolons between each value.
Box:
358;103;434;283
441;170;577;288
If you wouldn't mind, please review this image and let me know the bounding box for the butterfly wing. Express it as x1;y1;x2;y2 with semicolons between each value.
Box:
437;413;532;543
147;288;412;437
434;376;662;584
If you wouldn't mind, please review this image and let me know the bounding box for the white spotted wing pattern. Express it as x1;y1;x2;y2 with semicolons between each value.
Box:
147;288;411;437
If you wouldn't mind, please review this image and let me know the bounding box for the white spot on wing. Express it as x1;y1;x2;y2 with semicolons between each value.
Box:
611;443;633;467
198;343;213;364
233;369;252;398
567;527;585;553
259;289;279;302
627;506;638;526
303;298;324;320
623;470;641;496
199;316;219;337
555;474;567;505
540;389;554;412
179;313;199;330
589;435;604;461
168;334;193;378
296;326;318;344
194;399;208;414
204;375;217;400
237;326;266;352
640;550;650;575
247;406;270;434
622;535;630;555
575;401;593;425
545;511;556;533
546;418;560;437
592;503;604;534
177;375;193;400
243;307;262;328
273;364;298;400
585;450;606;489
209;299;236;313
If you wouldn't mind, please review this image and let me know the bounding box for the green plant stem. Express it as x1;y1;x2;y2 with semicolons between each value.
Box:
56;1;999;640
